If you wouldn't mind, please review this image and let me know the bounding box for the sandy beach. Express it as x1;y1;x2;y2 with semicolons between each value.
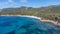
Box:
0;15;60;26
0;15;41;20
41;20;57;25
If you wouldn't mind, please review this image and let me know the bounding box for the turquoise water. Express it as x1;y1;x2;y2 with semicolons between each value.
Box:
0;16;60;34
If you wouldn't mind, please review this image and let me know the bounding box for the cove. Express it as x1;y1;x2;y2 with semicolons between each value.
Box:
0;16;60;34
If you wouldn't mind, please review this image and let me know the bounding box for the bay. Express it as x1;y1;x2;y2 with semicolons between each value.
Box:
0;16;60;34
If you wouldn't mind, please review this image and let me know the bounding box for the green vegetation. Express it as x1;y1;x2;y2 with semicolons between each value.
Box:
0;5;60;23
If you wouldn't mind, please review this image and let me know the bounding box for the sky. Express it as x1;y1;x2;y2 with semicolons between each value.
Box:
0;0;60;9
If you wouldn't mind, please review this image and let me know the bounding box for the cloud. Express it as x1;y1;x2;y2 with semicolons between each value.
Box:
7;0;18;7
7;0;13;3
7;0;14;5
20;0;27;3
0;0;9;5
0;2;8;6
0;3;2;6
0;3;2;5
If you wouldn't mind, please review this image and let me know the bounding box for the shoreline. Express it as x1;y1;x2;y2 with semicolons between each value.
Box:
0;15;41;20
0;15;59;26
41;20;57;25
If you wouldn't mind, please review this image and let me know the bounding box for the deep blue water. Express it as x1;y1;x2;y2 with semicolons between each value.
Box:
0;16;60;34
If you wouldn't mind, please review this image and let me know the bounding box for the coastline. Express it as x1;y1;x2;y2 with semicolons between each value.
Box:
0;15;41;20
41;20;57;25
0;15;60;26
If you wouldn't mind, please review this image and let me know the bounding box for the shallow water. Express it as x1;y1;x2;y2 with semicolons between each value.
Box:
0;16;60;34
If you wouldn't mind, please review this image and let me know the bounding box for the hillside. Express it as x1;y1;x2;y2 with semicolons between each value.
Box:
0;5;60;23
0;5;60;15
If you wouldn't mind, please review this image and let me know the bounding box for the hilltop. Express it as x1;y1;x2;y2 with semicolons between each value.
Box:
0;5;60;15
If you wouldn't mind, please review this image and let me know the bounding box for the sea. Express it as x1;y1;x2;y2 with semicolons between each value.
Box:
0;16;60;34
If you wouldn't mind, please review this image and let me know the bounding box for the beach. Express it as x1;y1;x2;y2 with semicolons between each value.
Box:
0;15;60;26
0;15;59;34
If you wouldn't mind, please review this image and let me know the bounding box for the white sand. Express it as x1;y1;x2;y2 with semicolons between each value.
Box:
0;15;59;26
0;15;41;20
41;20;58;25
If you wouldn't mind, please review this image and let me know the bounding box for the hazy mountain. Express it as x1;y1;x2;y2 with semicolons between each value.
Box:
0;5;60;15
